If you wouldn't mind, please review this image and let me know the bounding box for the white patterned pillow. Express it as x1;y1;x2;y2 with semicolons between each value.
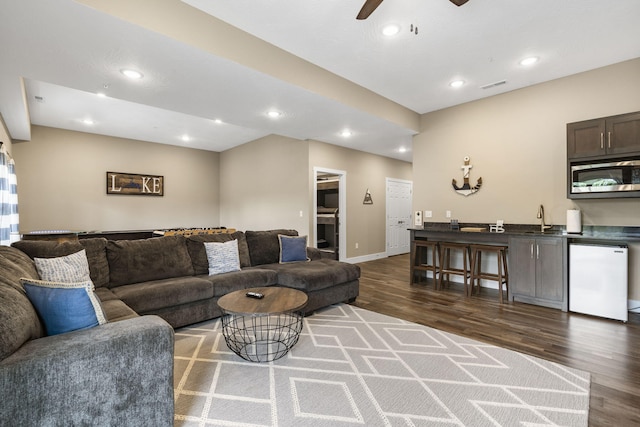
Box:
204;240;241;276
34;249;92;283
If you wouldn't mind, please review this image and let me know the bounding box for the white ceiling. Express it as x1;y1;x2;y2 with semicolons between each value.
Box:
1;0;639;162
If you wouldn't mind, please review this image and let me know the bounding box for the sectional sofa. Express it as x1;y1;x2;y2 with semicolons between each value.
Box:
0;229;360;426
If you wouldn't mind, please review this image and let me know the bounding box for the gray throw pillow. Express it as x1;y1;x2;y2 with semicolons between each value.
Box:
34;249;91;283
204;240;241;275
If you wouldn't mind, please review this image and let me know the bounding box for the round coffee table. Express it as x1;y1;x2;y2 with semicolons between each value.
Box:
217;287;308;362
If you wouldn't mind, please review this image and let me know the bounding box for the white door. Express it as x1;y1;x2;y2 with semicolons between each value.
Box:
386;178;412;256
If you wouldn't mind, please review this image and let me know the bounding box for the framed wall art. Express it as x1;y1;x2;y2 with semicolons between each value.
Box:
106;172;164;196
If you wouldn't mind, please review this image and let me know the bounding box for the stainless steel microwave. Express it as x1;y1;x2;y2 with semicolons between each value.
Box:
570;159;640;194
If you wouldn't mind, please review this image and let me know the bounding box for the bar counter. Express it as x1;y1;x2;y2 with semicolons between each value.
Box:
411;223;640;243
410;223;639;313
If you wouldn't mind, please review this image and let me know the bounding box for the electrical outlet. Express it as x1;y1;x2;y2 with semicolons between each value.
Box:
424;210;433;218
446;210;451;218
355;242;359;249
299;210;303;218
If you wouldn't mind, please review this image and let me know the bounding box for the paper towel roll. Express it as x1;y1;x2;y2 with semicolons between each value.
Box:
566;209;582;233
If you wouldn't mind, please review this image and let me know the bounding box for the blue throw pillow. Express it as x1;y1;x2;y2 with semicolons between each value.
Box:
21;278;107;336
278;234;310;263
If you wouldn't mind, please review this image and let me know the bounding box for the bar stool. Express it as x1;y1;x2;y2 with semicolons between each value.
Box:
469;244;509;303
410;240;440;287
438;242;471;295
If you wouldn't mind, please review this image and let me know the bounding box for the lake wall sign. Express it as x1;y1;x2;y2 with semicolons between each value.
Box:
107;172;164;196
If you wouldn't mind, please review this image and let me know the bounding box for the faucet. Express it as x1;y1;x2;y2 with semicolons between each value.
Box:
537;204;553;233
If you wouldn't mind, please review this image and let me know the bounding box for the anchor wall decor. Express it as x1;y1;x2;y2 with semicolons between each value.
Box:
452;156;482;196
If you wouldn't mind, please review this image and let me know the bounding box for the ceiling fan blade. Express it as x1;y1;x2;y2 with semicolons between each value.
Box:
357;0;384;20
450;0;469;6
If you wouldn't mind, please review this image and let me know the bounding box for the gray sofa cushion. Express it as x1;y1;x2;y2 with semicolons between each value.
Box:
12;238;110;288
0;245;39;286
0;246;43;361
0;284;43;361
79;238;110;287
111;276;213;313
186;231;251;274
93;287;139;322
0;316;174;427
101;301;140;322
107;236;194;287
245;229;298;266
198;268;278;297
93;286;119;302
265;259;361;293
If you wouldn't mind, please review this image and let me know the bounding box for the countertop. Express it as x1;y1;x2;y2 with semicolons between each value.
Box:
410;223;640;243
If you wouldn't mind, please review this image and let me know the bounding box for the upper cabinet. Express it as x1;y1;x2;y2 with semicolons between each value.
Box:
567;111;640;199
567;111;640;160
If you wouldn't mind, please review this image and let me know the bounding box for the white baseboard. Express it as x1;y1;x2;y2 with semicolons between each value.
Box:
344;252;387;264
629;299;640;313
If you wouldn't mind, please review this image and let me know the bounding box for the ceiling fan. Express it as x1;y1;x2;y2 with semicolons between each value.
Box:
357;0;469;20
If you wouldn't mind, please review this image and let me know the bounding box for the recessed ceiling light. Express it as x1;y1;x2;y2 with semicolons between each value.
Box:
382;24;400;36
340;130;352;138
267;110;281;118
520;56;539;66
120;69;144;79
213;119;223;124
449;80;465;88
96;92;106;98
83;119;94;125
181;135;190;142
398;147;407;153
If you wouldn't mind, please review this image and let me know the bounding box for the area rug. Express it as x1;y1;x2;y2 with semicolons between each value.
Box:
173;304;590;426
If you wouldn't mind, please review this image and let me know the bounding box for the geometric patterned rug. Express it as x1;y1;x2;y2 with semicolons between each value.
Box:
173;304;590;426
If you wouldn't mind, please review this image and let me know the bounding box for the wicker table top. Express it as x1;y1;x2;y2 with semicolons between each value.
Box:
217;286;308;316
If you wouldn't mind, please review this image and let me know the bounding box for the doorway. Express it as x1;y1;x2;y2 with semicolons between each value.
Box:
313;167;346;261
386;178;412;256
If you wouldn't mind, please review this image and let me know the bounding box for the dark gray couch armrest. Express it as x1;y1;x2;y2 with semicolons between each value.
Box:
307;247;322;260
0;315;174;427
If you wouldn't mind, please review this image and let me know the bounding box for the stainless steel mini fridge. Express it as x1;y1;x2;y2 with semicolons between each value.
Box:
569;243;628;322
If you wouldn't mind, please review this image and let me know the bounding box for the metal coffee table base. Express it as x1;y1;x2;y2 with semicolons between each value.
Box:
221;311;304;362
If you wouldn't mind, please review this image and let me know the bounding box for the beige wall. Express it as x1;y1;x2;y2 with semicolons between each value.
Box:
218;135;412;259
413;58;640;300
219;134;310;234
309;140;412;258
12;126;220;233
415;58;640;225
11;125;410;261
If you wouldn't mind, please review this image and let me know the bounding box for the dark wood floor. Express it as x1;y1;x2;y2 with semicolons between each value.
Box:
352;254;640;427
